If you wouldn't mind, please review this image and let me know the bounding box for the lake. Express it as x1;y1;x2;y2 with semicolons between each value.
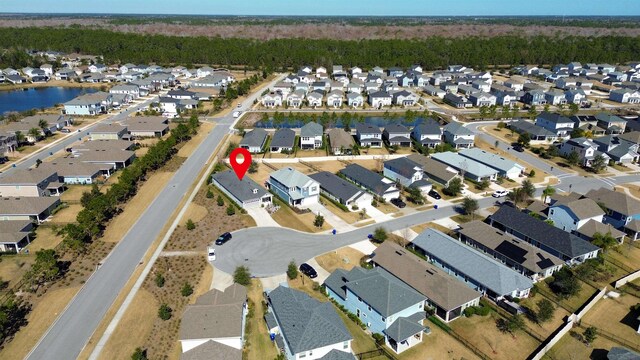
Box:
0;87;98;115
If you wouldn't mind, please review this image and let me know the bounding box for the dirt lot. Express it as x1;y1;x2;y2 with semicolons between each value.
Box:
164;185;256;251
315;247;364;273
581;295;640;349
245;280;279;360
450;312;541;360
0;255;34;289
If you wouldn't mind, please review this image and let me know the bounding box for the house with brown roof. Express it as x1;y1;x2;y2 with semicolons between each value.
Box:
72;139;135;152
371;241;481;322
90;124;128;141
327;128;355;155
585;188;640;229
40;161;110;184
547;197;605;233
0;220;34;252
406;154;459;187
458;221;564;282
0;196;61;223
0;168;63;197
179;284;247;356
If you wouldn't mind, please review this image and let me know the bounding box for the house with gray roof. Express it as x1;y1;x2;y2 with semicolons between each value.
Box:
240;129;268;154
270;128;296;153
411;229;534;300
324;267;428;354
90;124;128;141
607;347;640;360
0;167;63;197
406;154;458;187
180;340;241;360
458;148;525;179
63;92;112;116
179;284;247;355
509;120;558;141
411;118;442;148
596;113;627;135
120;116;169;138
211;170;272;209
0;196;61;223
339;164;400;201
0;220;34;253
368;91;392;108
346;92;364;108
489;205;601;264
300;122;323;150
430;152;498;182
308;171;372;210
266;167;319;208
458;221;564;282
74;149;136;169
547;197;605;234
382;157;431;193
266;286;354;360
371;241;481;322
355;123;382;148
40;161;107;185
585;187;640;229
535;112;575;138
383;124;411;147
443;122;475;149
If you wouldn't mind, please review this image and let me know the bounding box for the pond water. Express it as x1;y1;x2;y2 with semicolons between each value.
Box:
0;87;97;115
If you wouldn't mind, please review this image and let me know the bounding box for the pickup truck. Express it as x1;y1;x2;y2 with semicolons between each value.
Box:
232;111;241;118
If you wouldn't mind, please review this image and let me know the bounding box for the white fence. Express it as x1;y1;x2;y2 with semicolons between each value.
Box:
614;269;640;289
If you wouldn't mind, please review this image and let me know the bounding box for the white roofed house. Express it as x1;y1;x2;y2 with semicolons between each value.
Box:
368;91;392;108
383;124;411;148
286;89;305;108
355;123;383;148
392;90;418;106
300;122;323;150
443;122;475;149
261;92;283;108
327;90;344;108
306;90;324;107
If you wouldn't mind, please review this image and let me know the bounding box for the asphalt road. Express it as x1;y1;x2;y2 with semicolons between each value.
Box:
2;94;160;173
26;75;285;360
215;196;497;277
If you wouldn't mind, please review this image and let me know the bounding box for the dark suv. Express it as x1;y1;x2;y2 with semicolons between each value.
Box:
390;198;406;208
299;263;318;278
215;232;232;245
428;189;441;200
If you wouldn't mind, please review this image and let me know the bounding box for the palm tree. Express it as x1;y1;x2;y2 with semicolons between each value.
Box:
38;119;48;130
542;185;556;203
14;131;26;145
28;127;42;142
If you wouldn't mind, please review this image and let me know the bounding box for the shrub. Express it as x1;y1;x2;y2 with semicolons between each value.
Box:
206;189;214;198
428;315;451;332
181;283;194;297
155;273;165;288
216;194;224;206
158;304;172;320
476;305;491;316
528;169;536;178
372;227;388;244
313;214;325;228
372;333;385;345
233;266;251;285
463;307;476;317
186;219;196;230
226;204;236;216
287;261;298;280
131;347;148;360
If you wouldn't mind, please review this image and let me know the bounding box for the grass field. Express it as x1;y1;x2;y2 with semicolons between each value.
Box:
245;280;279;360
581;295;640;349
315;247;364;273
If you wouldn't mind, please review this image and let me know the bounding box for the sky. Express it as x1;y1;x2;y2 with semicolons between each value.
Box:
2;0;640;16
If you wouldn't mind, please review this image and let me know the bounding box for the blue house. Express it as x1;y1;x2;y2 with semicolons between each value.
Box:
266;167;320;209
585;187;640;229
324;267;428;354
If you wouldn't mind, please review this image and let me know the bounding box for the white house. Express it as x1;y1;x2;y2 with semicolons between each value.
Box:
443;122;475;149
535;112;575;137
368;91;392;108
392;90;418;106
610;89;640;104
266;167;320;209
326;90;344;107
469;92;497;107
300;122;323;150
347;92;364;107
383;157;431;194
261;92;283;108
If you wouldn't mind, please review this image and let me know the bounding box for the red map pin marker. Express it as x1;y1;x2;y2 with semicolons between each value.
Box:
229;148;252;180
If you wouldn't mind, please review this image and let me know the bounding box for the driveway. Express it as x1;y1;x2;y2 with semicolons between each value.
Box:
307;203;354;232
246;207;281;227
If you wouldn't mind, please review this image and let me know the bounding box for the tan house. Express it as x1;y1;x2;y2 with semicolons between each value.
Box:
90;124;128;141
120;116;169;138
0;220;34;252
0;168;63;197
0;196;61;223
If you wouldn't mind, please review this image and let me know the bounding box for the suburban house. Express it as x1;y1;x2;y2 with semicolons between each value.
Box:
411;119;442;148
545;90;568;106
382;157;431;192
458;221;564;282
469;92;497;107
509;120;558;142
392;90;418;106
324;267;428;354
0;196;61;223
430;152;498;182
609;88;640;104
72;139;135;152
411;229;534;300
300;122;323;150
307;90;324;107
340;164;400;201
355;123;383;148
383;124;411;147
489;205;601;264
0;168;63;197
121;116;169;138
407;154;459;186
109;84;141;99
547;197;605;233
40;161;107;185
596;113;627;134
179;284;247;357
261;92;283;108
535;112;575;137
585;188;640;229
240;129;268;154
458;148;525;179
522;90;547;106
444;93;471;108
371;241;481;323
266;167;319;209
327;128;355;155
592;135;638;164
346;93;364;108
90;124;128;141
368;91;392;108
270;128;296;153
63;92;112;116
557;138;607;167
327;90;344;107
423;84;446;98
211;170;272;210
308;171;372;210
442;122;475;149
565;89;587;105
74;149;136;169
286;89;305;108
265;286;354;360
0;220;34;253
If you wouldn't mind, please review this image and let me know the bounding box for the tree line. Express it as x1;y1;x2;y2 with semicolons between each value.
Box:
1;28;640;70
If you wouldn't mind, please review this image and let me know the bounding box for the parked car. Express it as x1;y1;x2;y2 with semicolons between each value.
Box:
390;198;406;208
428;189;441;200
65;147;73;153
299;263;318;279
0;156;7;164
237;103;242;108
512;144;524;152
493;190;509;198
60;128;71;133
207;246;216;261
215;232;232;245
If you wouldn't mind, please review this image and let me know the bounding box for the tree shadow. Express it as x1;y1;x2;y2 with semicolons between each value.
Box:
620;308;640;332
589;348;609;360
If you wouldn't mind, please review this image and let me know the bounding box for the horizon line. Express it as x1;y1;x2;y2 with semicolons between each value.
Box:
0;13;638;18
